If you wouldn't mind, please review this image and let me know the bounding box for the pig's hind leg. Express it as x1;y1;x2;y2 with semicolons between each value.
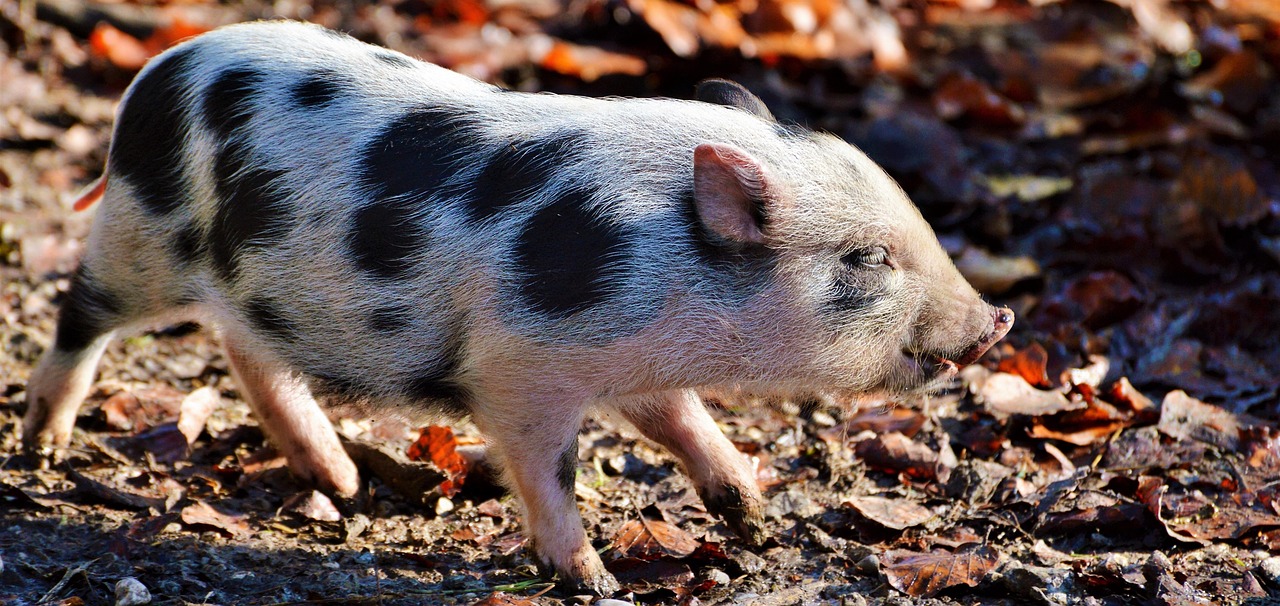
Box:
221;334;360;498
23;266;126;450
612;389;766;544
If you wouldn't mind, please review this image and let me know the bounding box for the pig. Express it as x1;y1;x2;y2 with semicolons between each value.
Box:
22;20;1013;594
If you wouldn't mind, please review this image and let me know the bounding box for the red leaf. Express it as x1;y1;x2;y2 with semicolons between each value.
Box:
997;342;1051;388
408;426;470;496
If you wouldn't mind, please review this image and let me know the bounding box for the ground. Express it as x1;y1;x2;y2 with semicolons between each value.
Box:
2;0;1280;604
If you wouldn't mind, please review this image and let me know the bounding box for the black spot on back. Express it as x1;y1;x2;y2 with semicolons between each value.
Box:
467;132;582;223
291;71;344;108
360;107;476;204
349;199;421;280
108;47;197;216
243;296;296;343
203;67;266;141
208;139;291;281
374;51;416;69
367;305;414;333
54;267;122;352
516;189;627;317
556;443;578;494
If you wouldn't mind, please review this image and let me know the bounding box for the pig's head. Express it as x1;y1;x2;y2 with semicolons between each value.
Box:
692;82;1013;396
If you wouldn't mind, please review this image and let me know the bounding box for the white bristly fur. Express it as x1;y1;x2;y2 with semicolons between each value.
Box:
24;20;1005;594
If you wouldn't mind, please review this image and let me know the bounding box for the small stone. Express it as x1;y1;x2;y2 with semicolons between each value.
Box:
856;554;880;576
594;599;634;606
704;568;731;586
115;577;151;606
436;496;454;515
733;550;765;574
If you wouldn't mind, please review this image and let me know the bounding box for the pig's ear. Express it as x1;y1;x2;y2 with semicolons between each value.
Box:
696;79;775;122
692;143;776;245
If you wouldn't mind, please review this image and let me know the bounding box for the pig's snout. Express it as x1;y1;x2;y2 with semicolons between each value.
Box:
952;306;1014;366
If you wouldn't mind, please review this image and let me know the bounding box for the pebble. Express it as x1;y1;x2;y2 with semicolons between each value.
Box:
704;567;731;586
594;600;634;606
115;577;151;606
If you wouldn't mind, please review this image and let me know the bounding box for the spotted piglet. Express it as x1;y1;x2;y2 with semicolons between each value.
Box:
23;21;1013;594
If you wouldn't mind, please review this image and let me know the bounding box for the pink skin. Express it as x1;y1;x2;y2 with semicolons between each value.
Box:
223;334;360;498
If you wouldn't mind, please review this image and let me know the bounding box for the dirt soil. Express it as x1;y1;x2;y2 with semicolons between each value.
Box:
3;0;1280;605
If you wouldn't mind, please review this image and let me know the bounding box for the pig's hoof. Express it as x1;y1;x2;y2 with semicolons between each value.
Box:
701;483;766;546
536;545;620;596
555;567;621;597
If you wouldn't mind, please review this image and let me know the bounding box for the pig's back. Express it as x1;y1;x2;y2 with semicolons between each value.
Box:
100;20;778;411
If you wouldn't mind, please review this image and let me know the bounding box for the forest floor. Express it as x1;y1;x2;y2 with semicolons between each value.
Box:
2;0;1280;604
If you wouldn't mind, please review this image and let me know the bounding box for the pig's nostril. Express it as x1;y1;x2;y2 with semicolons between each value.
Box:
993;307;1014;329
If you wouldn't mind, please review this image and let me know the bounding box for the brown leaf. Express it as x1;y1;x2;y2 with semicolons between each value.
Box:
882;543;1001;598
953;247;1040;295
854;432;939;480
976;372;1082;417
181;500;250;539
100;386;186;433
933;73;1025;127
819;406;925;442
281;490;342;523
1028;399;1129;446
177;386;218;445
1108;378;1158;422
844;496;935;530
612;518;700;560
346;440;446;504
66;467;165;511
606;556;695;588
1157;390;1240;450
408;425;470;497
135;423;192;463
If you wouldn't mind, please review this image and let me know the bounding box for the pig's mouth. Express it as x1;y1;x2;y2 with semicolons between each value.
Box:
901;307;1015;383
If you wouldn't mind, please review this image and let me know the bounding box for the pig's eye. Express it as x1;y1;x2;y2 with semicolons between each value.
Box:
844;246;889;269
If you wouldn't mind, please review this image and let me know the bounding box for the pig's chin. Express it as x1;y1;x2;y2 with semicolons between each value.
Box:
894;349;961;392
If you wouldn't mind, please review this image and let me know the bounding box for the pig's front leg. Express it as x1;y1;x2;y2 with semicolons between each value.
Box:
472;399;619;595
613;389;765;544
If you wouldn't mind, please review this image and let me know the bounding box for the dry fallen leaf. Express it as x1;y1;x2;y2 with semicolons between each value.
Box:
281;490;342;523
953;247;1041;296
1156;390;1240;450
845;495;935;530
612;517;700;559
854;432;940;480
408;425;471;497
997;343;1051;388
181;501;250;539
975;372;1082;417
882;543;1001;598
536;39;647;82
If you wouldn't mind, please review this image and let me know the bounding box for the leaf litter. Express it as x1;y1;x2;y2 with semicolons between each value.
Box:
2;0;1280;604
